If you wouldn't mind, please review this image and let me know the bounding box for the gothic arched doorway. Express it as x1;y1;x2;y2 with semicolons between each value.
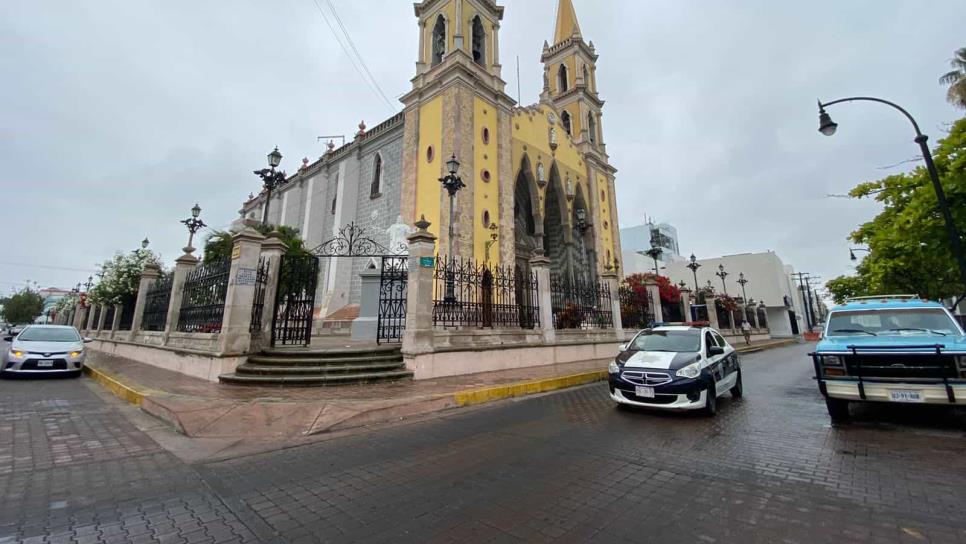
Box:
513;156;541;273
543;163;571;280
570;187;596;285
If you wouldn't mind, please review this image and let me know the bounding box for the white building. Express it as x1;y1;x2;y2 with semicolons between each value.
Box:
663;251;809;338
620;222;682;275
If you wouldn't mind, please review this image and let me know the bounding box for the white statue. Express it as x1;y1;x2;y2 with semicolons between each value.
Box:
565;174;575;198
537;163;546;183
386;215;414;254
549;127;558;147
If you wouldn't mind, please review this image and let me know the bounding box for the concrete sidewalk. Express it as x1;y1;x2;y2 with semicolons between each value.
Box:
85;337;798;441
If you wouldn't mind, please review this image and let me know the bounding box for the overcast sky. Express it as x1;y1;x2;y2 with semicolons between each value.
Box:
2;0;964;296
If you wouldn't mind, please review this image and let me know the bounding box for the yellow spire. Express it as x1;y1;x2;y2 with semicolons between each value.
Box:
553;0;582;44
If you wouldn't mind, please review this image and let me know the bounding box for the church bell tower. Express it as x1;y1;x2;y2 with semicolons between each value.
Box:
400;0;517;265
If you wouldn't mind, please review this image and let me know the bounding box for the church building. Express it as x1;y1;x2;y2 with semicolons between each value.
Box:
241;0;621;320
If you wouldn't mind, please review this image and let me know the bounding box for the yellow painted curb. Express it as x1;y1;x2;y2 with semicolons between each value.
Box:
453;370;608;407
83;365;146;406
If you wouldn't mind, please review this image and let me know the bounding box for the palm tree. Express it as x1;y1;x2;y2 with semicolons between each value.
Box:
940;47;966;109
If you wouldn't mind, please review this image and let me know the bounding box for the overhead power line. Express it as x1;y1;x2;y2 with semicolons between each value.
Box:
310;0;397;114
0;261;97;273
324;0;397;111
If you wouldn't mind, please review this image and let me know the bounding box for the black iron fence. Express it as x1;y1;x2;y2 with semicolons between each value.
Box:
757;307;768;329
663;300;685;323
715;304;732;330
178;258;231;333
433;257;540;329
117;294;137;331
249;257;270;334
103;305;116;331
619;286;654;329
142;274;173;332
89;306;101;330
551;275;613;330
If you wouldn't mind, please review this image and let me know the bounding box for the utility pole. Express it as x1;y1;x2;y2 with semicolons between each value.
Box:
795;272;813;332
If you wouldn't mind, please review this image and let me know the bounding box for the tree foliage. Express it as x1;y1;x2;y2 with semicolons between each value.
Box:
825;116;966;303
203;224;310;263
622;273;681;304
1;288;44;324
89;249;163;306
940;47;966;110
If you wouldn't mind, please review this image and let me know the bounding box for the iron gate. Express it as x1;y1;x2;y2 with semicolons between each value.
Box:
271;255;319;347
377;256;408;343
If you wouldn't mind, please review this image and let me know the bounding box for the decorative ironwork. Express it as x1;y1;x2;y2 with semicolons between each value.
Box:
178;258;231;333
663;300;685;323
619;285;654;329
142;274;173;332
117;294;137;331
312;222;404;257
757;307;769;329
715;304;733;331
271;255;319;346
249;257;270;334
551;275;613;330
432;257;540;330
378;256;409;343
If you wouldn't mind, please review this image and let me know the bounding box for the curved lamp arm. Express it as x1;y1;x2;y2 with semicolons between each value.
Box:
818;97;924;138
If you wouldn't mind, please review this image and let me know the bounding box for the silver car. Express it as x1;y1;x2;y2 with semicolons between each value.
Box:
2;325;90;377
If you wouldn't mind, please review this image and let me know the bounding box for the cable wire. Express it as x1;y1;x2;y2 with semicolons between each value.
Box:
323;0;396;111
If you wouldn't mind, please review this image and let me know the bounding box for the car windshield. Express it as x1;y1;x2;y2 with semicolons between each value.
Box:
630;330;701;352
826;309;962;337
17;327;81;343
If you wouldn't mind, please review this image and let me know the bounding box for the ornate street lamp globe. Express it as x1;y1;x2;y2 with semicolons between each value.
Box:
818;110;838;136
141;238;150;249
446;155;460;176
191;203;202;218
268;147;283;168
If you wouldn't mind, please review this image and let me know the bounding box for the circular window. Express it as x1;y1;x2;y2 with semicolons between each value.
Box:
603;221;609;230
481;169;491;183
482;210;491;228
482;127;490;144
426;146;435;163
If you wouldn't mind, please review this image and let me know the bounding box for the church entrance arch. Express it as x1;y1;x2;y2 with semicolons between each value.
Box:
543;163;572;280
513;155;542;273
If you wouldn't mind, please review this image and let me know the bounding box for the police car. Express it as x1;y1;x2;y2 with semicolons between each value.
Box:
812;296;966;422
608;325;742;415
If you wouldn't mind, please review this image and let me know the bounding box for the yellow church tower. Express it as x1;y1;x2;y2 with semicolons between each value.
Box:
399;0;518;265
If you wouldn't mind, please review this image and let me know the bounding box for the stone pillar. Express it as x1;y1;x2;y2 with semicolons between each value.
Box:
707;296;720;329
530;252;555;344
129;264;160;340
727;309;736;333
85;305;97;333
351;265;383;341
747;306;758;329
164;252;200;343
110;304;122;338
680;289;693;322
96;304;108;335
600;269;623;338
256;233;288;349
645;279;663;324
402;218;438;355
218;227;267;355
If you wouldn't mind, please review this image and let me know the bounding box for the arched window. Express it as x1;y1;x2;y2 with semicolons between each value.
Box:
431;15;446;66
370;154;383;198
557;64;568;93
582;65;589;87
561;111;572;136
471;16;485;66
331;176;338;214
587;112;597;144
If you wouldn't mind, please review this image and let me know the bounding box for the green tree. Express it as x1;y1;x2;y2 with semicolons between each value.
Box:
825;274;870;305
203;224;310;263
2;288;44;324
940;47;966;110
89;249;163;306
828;116;966;304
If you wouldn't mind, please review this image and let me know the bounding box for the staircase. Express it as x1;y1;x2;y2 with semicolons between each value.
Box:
219;345;412;386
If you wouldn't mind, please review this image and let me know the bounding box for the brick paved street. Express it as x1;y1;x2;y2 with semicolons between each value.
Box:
3;342;966;543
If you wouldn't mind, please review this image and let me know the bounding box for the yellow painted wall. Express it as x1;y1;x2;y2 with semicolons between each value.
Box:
416;96;443;253
422;1;496;70
510;105;585;218
596;172;616;267
474;97;499;265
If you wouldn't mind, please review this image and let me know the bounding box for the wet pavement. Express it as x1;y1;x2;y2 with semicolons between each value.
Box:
2;342;965;543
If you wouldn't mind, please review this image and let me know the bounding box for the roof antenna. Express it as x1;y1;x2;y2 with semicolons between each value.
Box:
516;55;522;104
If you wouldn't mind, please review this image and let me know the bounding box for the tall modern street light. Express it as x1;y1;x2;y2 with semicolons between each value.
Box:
849;247;870;262
254;147;286;225
180;203;207;254
439;155;465;303
737;273;749;302
686;254;702;292
716;264;729;295
818;97;966;308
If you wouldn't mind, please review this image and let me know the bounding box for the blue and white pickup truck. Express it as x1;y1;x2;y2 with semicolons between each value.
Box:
812;296;966;422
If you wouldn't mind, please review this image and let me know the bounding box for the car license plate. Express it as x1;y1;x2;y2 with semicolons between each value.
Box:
889;390;923;403
37;360;54;368
635;386;655;398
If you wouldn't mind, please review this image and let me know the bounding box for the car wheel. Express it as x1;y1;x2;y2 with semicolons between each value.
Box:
825;397;850;422
702;382;717;416
730;370;743;398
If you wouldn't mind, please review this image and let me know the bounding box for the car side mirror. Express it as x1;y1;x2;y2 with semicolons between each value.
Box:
708;346;725;356
3;336;12;342
618;343;628;352
83;337;93;344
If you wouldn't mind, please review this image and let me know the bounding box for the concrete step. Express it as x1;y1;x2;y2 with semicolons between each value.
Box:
218;369;414;387
235;362;407;376
247;353;403;366
262;346;401;358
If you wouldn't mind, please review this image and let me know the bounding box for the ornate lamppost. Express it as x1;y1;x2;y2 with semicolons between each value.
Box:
849;247;870;262
716;264;729;295
574;208;592;284
439;155;465;303
818;97;966;309
180;203;207;254
686;254;701;292
254;147;286;225
737;273;749;302
640;240;663;277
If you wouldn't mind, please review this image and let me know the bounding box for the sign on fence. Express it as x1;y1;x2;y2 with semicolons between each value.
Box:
419;257;435;269
236;268;257;286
